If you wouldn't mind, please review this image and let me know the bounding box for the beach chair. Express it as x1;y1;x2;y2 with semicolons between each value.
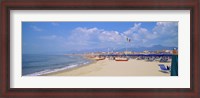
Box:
155;57;161;61
159;58;168;62
136;57;142;60
158;64;170;73
147;57;154;62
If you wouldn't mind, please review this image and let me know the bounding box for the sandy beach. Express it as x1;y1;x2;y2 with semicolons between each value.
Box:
44;58;171;76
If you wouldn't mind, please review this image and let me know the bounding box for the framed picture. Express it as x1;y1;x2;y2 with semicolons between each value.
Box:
0;0;199;98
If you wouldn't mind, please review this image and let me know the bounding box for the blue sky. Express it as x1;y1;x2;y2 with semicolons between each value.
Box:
22;22;178;54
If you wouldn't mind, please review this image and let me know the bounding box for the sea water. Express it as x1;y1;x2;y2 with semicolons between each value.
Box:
22;54;92;76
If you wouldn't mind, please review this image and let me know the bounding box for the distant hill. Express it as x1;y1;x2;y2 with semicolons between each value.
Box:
116;45;177;52
63;45;178;54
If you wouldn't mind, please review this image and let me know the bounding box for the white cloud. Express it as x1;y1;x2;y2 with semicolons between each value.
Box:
48;22;178;51
151;22;178;46
64;27;127;50
99;31;124;43
30;25;43;32
124;23;141;36
153;22;178;37
122;22;178;47
123;23;153;46
39;35;64;40
69;27;123;43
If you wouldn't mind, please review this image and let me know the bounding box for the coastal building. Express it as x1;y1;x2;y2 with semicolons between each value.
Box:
124;51;134;55
143;50;150;54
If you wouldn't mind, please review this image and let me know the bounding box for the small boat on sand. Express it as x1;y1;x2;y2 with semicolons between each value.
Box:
115;57;128;61
94;56;105;61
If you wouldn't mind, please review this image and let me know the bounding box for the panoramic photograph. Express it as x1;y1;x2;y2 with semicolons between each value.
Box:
22;22;178;76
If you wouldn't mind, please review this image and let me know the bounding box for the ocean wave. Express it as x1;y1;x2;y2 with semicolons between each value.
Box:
25;61;90;76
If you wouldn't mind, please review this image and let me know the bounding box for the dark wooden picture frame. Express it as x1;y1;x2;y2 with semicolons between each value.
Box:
0;0;199;98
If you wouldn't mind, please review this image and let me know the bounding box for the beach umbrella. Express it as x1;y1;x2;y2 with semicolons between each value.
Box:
170;54;178;76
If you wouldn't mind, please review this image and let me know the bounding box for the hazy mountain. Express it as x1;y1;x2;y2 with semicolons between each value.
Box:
63;45;178;54
116;45;177;52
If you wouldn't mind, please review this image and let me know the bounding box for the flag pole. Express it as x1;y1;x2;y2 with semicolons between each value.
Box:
126;37;128;57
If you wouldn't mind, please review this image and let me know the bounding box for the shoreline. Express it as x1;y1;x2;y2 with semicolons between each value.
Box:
42;59;97;76
42;58;171;76
25;55;96;76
